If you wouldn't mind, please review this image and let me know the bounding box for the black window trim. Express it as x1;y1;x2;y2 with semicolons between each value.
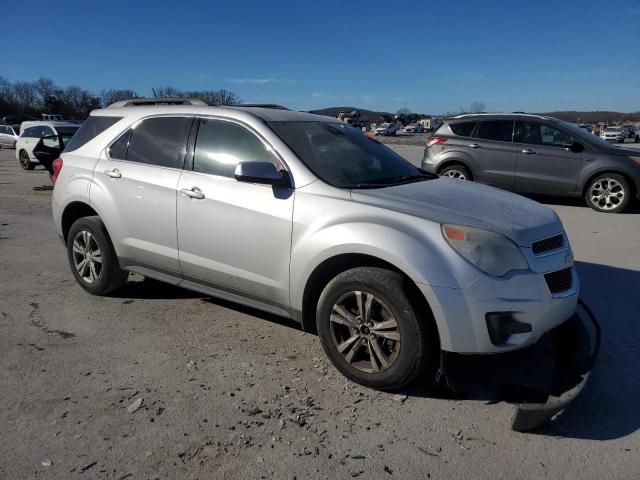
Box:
105;114;194;171
471;119;515;143
185;115;291;181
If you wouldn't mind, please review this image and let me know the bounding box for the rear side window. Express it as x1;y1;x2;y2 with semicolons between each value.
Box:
449;121;476;137
193;119;279;178
112;117;191;168
65;116;122;152
22;126;39;138
474;120;514;142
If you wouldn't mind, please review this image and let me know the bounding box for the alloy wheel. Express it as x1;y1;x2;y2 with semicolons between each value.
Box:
19;151;31;169
72;230;103;284
442;169;466;180
589;178;625;211
329;291;401;373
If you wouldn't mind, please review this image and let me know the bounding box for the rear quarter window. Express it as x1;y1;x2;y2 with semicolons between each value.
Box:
449;122;476;137
64;116;123;152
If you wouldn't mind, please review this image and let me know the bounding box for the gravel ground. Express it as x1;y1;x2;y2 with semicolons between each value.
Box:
373;131;429;146
1;147;639;479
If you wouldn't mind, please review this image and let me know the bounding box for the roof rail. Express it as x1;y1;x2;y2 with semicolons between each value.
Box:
107;97;208;108
233;104;290;111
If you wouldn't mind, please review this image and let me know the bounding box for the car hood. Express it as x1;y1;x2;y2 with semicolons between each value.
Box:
350;178;562;246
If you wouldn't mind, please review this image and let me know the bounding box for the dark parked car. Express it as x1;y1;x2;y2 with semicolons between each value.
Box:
422;113;640;213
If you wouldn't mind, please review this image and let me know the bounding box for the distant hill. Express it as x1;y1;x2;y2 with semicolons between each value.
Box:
308;107;640;125
308;106;392;122
540;111;640;124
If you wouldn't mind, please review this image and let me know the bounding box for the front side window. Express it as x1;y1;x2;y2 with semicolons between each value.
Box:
473;120;514;142
269;121;429;189
41;126;55;137
113;117;191;168
193;119;279;178
514;121;573;147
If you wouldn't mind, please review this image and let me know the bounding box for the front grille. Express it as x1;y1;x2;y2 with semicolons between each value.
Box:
532;234;563;255
544;267;573;294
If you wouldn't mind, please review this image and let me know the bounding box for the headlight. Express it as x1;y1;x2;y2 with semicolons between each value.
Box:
442;224;529;277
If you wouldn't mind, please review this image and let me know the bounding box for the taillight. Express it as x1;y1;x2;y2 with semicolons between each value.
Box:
426;137;448;148
51;158;63;184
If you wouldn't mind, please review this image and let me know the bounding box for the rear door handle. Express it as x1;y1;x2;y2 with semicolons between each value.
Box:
104;168;121;178
181;187;205;200
469;143;481;149
521;149;536;155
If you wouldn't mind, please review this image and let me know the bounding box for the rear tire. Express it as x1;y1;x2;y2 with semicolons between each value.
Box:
439;164;472;181
584;173;630;213
67;216;128;295
19;150;34;170
316;267;437;391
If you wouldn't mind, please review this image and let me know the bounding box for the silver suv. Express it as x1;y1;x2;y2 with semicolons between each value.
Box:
51;100;578;391
422;113;640;213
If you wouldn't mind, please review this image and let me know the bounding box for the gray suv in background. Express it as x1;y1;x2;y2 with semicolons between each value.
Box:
422;113;640;213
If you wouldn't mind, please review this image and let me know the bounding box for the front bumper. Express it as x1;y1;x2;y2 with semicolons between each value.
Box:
419;266;578;354
510;301;600;431
437;300;600;432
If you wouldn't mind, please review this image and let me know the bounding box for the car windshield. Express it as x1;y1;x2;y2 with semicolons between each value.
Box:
269;121;432;189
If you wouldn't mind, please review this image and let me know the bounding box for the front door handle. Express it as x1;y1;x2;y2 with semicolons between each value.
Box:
104;168;122;178
181;187;205;200
521;149;536;155
469;143;481;149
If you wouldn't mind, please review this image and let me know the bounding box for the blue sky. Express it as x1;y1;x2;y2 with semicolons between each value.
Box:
3;0;639;114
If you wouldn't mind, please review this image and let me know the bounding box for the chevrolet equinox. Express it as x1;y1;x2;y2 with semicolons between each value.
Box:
51;100;579;391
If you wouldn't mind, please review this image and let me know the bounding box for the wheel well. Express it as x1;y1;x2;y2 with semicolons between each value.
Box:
61;202;99;242
582;170;636;199
436;160;474;180
300;254;436;340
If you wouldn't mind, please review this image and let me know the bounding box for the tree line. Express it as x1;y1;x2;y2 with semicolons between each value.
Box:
0;77;241;120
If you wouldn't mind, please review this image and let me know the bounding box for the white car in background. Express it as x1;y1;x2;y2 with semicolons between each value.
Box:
600;126;625;143
403;123;424;133
375;122;399;136
15;121;79;170
0;125;19;148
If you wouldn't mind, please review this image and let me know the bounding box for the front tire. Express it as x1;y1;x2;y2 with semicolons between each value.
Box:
316;267;436;391
67;216;128;295
19;150;34;170
584;173;630;213
439;164;472;181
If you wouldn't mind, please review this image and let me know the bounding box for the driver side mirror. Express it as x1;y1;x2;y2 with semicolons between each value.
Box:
566;141;584;153
234;162;289;186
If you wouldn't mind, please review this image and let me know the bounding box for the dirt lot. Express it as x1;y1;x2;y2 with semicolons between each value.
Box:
1;147;639;479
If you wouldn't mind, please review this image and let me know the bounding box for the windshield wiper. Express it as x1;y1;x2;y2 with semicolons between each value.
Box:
395;173;436;183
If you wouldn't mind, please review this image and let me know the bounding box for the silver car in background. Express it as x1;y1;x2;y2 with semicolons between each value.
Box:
0;125;19;148
51;101;579;396
422;113;640;213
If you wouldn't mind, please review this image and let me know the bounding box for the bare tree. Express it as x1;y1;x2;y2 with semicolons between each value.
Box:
469;101;486;113
154;87;182;98
100;89;139;106
396;107;412;115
